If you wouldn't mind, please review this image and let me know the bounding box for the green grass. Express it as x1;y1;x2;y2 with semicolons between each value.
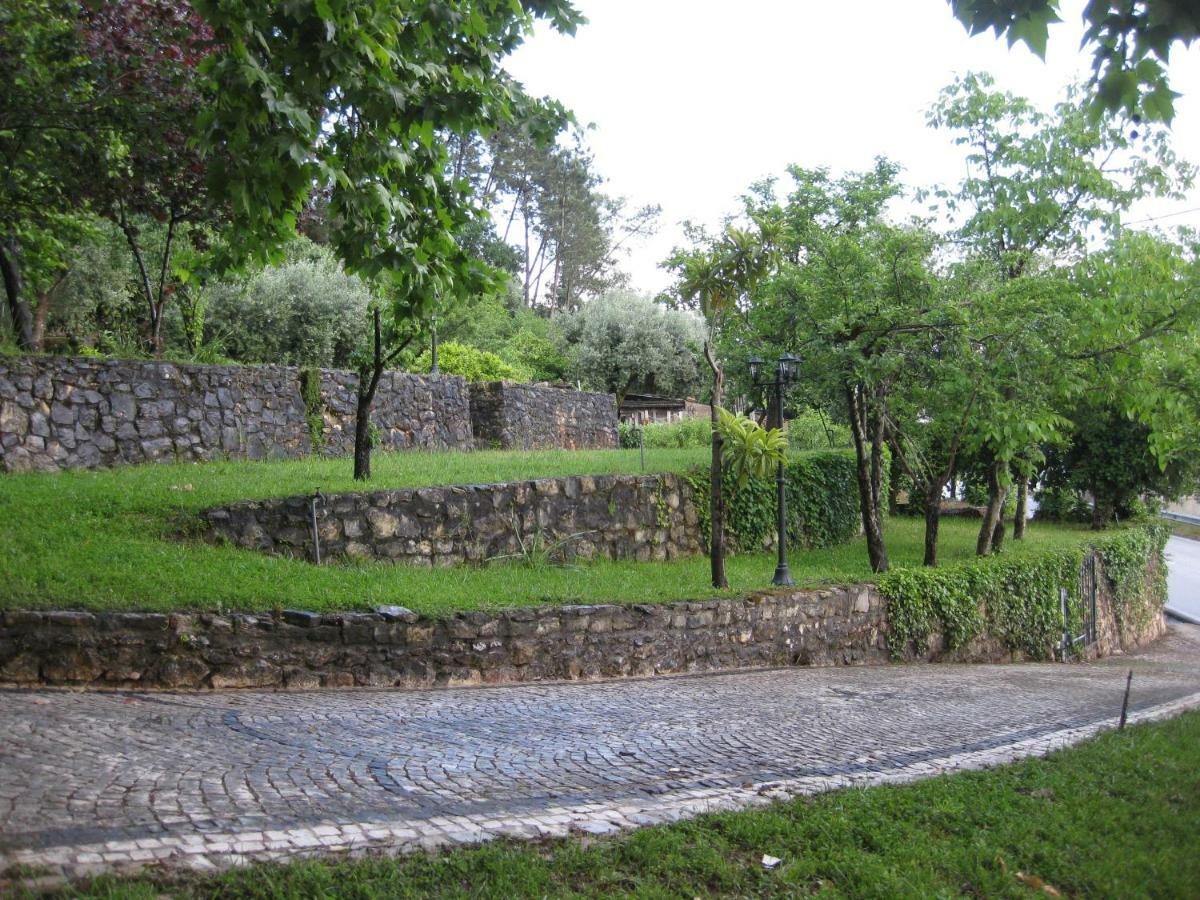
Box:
24;710;1200;899
0;448;1090;616
1170;521;1200;541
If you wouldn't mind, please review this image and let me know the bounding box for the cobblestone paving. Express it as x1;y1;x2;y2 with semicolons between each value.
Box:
2;624;1199;885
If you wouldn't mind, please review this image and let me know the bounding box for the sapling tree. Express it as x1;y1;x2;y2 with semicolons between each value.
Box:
667;222;775;588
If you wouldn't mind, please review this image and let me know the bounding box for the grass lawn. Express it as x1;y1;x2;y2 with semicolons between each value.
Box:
24;710;1200;898
0;448;1091;616
1170;521;1200;541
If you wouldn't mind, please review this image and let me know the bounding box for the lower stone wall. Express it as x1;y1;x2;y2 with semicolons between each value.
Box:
0;548;1166;690
201;474;700;566
470;381;617;451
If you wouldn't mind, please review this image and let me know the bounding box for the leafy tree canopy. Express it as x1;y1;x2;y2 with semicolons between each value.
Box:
949;1;1200;121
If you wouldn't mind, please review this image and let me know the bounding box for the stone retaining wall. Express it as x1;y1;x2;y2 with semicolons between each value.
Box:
0;356;473;472
470;381;617;451
0;358;622;472
0;549;1166;690
201;474;701;566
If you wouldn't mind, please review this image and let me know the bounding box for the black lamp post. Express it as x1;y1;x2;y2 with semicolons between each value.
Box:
750;352;800;586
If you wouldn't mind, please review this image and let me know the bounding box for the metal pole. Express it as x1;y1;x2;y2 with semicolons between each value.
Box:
309;490;325;565
772;372;793;586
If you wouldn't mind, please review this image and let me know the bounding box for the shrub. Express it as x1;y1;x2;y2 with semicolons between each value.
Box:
879;521;1168;661
686;449;872;553
786;409;852;450
413;341;530;382
202;238;372;368
619;417;712;449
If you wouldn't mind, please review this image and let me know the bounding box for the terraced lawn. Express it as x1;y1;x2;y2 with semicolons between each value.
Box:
0;448;1090;615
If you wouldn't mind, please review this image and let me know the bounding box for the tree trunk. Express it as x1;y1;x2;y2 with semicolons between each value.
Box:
0;239;33;351
31;286;54;351
1091;491;1113;530
923;482;942;567
1013;476;1028;540
976;460;1008;556
353;310;386;482
847;385;888;573
888;447;902;517
706;341;728;589
353;387;374;481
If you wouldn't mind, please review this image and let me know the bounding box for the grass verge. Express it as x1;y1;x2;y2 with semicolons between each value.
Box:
24;709;1200;898
0;448;1090;615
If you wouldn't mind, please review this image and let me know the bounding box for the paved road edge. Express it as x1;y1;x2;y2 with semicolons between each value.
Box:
5;689;1200;888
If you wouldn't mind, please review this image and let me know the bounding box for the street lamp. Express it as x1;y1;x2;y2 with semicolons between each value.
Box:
751;352;800;586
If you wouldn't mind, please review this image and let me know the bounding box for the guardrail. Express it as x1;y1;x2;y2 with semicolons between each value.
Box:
1162;510;1200;526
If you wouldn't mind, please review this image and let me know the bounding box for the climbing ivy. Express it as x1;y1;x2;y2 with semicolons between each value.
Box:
1093;520;1170;632
686;450;876;553
298;367;325;454
880;522;1167;662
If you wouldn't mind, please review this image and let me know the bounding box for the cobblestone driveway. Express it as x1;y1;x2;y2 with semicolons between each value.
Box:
3;624;1199;884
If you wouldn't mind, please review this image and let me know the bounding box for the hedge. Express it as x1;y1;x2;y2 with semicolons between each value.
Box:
879;520;1169;661
686;449;877;552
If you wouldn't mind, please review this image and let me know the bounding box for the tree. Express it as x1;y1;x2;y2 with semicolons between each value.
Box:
79;0;221;357
730;161;933;573
668;222;775;588
560;290;704;401
202;238;373;368
927;72;1190;554
0;1;98;350
949;1;1200;121
188;0;581;478
1056;228;1200;523
450;122;660;312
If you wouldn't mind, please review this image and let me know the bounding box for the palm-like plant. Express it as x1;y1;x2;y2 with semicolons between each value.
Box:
717;407;789;487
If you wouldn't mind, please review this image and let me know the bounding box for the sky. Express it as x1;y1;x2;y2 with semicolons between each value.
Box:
506;0;1200;294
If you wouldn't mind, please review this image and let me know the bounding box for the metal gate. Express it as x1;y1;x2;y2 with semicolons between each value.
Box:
1060;554;1098;659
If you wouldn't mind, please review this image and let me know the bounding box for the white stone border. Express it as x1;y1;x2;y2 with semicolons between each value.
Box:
6;689;1200;888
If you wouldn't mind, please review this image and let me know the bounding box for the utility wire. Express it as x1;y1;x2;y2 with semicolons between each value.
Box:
1122;205;1200;227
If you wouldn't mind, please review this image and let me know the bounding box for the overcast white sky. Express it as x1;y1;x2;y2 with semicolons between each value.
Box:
506;0;1200;294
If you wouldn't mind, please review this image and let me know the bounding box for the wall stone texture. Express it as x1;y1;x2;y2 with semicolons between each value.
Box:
0;549;1166;691
201;474;701;566
470;381;618;451
0;357;620;472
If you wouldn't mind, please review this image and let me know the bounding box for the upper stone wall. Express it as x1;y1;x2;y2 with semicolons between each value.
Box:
470;381;618;451
0;356;472;472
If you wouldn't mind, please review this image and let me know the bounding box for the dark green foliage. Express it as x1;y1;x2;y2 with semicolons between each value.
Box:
687;450;876;553
1042;403;1200;527
880;521;1167;660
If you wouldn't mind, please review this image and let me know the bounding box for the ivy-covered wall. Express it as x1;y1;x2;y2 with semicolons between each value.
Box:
687;450;872;552
880;521;1169;662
